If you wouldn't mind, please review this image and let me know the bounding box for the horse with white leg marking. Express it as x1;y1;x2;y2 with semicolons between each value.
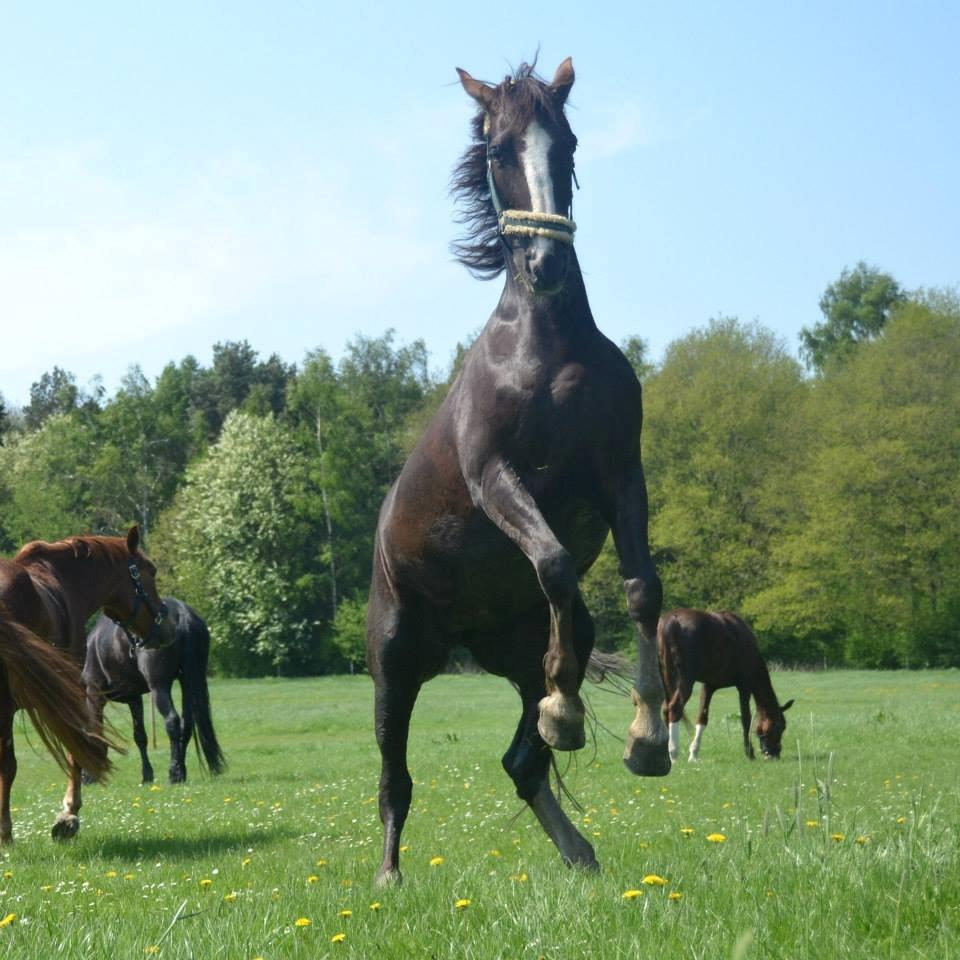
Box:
366;57;668;886
658;608;794;762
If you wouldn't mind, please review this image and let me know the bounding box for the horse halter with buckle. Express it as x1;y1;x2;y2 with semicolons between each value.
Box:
112;560;169;652
485;137;578;245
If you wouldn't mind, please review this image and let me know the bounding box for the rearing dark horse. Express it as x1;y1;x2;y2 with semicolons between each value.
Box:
367;58;668;885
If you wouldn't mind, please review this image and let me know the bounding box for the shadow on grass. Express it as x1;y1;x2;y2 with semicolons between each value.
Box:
91;824;302;861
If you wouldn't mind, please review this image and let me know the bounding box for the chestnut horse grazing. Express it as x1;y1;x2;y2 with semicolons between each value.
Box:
658;608;794;762
366;58;667;885
0;526;173;843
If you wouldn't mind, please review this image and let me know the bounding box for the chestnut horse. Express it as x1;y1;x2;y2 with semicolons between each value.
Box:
0;526;173;843
84;598;225;785
366;58;667;885
658;608;794;762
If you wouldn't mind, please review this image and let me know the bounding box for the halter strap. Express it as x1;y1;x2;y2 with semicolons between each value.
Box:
111;560;170;652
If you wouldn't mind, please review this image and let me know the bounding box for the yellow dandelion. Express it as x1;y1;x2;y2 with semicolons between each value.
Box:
680;827;694;837
399;844;409;853
455;898;471;909
489;849;502;857
0;913;16;928
145;947;159;955
104;870;118;878
40;885;53;891
512;872;529;883
124;873;135;881
224;891;238;903
806;820;819;828
316;858;328;867
642;874;667;886
331;932;346;943
622;889;643;900
294;917;312;928
706;833;727;843
896;816;907;824
668;892;683;901
199;878;213;888
242;857;252;868
339;909;353;918
369;902;382;911
831;833;845;842
429;856;444;866
855;835;870;845
2;871;11;879
307;875;319;884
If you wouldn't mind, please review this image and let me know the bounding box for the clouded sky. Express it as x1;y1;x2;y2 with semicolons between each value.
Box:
1;1;957;406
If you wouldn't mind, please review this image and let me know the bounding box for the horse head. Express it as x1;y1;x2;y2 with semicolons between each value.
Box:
102;525;175;651
457;58;578;295
757;698;795;759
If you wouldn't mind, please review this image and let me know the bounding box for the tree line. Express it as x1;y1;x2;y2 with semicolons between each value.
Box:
1;264;957;672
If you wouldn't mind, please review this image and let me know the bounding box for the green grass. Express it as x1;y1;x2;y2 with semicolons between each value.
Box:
1;669;958;958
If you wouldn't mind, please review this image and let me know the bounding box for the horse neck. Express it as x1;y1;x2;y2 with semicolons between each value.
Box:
30;547;125;626
749;657;781;719
500;247;595;334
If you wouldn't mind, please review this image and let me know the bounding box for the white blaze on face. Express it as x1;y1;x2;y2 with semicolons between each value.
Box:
520;120;558;215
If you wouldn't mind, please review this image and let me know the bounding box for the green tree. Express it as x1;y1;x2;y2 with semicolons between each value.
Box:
154;411;328;676
800;262;907;373
749;292;960;666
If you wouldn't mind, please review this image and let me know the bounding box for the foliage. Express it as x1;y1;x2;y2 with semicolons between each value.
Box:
331;594;369;671
155;411;327;677
800;262;907;373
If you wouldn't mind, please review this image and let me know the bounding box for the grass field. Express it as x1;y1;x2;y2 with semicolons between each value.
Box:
1;669;958;959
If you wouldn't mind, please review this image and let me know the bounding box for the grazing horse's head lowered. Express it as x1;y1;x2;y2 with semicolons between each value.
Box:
455;59;578;295
756;699;795;759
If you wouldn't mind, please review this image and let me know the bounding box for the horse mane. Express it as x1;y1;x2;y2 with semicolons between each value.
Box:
450;61;575;279
15;535;131;567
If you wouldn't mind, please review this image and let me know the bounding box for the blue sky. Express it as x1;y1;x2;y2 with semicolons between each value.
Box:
1;2;957;407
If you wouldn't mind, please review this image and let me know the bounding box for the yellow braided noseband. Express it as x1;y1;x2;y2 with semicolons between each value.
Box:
498;209;577;245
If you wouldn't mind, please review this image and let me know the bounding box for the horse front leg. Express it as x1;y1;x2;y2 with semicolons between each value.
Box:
0;702;16;845
738;688;755;759
129;698;155;785
689;685;715;762
608;463;670;776
474;457;584;751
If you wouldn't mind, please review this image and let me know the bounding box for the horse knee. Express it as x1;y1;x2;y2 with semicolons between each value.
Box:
624;574;662;628
535;547;577;607
502;739;550;802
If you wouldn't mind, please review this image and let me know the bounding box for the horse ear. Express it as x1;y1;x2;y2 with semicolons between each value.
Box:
781;699;795;712
457;68;495;110
126;525;140;554
550;57;575;104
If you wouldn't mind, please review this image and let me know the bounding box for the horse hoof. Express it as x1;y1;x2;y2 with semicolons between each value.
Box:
537;694;585;751
374;867;403;888
51;814;80;841
623;739;672;777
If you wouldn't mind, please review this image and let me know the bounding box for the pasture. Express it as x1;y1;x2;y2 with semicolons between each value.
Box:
1;669;957;959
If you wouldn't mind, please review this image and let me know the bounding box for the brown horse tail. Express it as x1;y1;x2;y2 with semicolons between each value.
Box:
657;615;694;733
0;617;114;782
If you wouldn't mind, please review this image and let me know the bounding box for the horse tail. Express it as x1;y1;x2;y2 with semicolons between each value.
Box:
181;618;225;775
656;613;693;731
0;615;113;782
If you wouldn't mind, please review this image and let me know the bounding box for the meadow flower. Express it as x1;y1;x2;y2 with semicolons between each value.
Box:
706;833;727;843
316;858;328;867
200;879;213;889
489;849;502;857
2;871;11;879
224;892;238;903
399;845;409;853
242;858;252;868
855;835;870;845
455;898;471;909
331;933;346;943
680;827;694;837
831;833;846;842
429;856;444;866
642;875;667;886
369;902;382;911
622;889;643;900
307;875;319;884
896;816;907;824
0;913;16;928
668;892;683;901
145;947;159;955
294;918;312;928
805;820;819;828
339;909;353;918
512;873;529;883
105;871;118;878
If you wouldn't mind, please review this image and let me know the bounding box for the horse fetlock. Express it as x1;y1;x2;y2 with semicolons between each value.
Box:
537;693;585;751
374;865;403;888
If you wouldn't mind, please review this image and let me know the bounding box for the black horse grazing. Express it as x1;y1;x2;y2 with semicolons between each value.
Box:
658;608;794;762
83;598;224;784
366;58;668;885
